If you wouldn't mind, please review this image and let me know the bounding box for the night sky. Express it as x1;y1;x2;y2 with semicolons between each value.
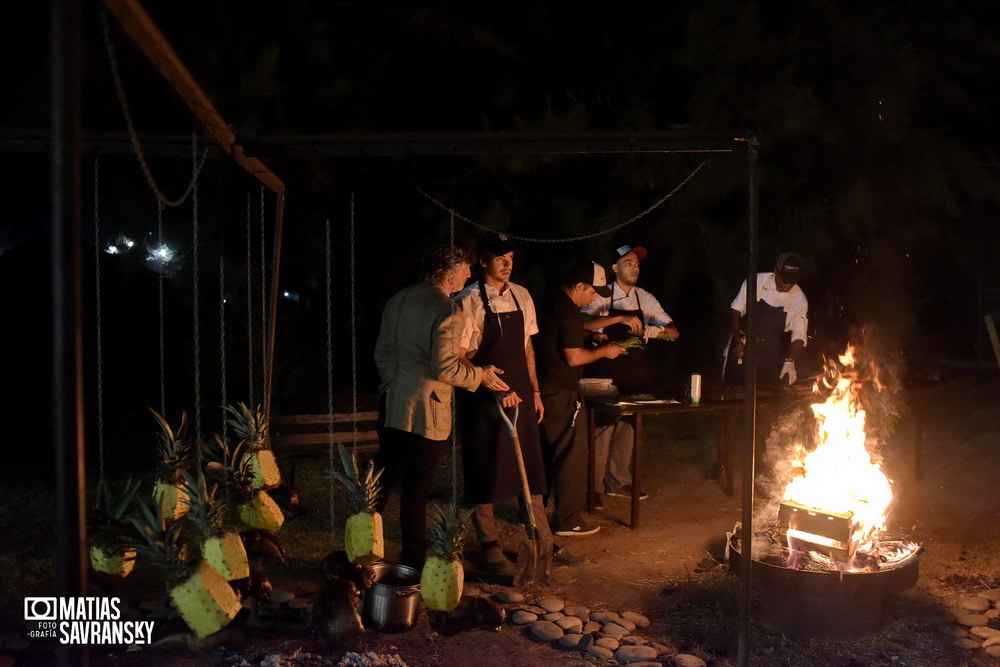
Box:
3;1;1000;466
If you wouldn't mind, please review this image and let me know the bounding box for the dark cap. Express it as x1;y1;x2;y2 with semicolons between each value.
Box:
614;244;648;263
567;261;612;297
775;252;801;285
477;232;516;259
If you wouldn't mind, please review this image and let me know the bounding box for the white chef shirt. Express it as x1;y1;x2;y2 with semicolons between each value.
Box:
581;282;674;327
454;280;538;358
730;272;809;345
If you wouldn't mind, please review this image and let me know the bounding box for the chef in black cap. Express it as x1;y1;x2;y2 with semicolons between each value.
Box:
726;252;809;387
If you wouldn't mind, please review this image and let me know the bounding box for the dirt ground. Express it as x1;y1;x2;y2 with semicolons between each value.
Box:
2;371;999;666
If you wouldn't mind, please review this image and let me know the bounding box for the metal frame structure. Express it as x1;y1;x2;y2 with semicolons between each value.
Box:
49;1;762;664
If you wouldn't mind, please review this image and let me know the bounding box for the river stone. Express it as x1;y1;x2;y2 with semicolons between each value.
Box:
985;635;1000;648
556;616;583;633
511;610;538;625
619;635;645;645
288;598;310;610
542;612;564;622
648;642;671;655
525;605;547;615
972;626;1000;639
537;597;564;613
615;644;658;663
558;633;584;649
988;609;1000;620
957;637;982;650
613;615;637;632
583;620;601;633
590;610;620;624
954;610;990;627
529;620;564;643
601;621;630;638
578;633;594;651
621;610;651;628
563;605;590;621
961;596;992;613
596;637;620;651
945;624;971;637
673;654;708;667
587;644;614;659
982;589;1000;602
494;591;524;604
987;644;1000;660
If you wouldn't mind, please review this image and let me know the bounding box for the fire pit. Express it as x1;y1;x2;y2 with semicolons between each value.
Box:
729;344;922;639
729;532;921;639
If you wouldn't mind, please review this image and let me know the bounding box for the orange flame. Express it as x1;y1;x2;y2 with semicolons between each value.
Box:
782;345;893;558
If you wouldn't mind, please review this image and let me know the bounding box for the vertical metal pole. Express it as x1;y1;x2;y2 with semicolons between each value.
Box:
51;0;89;664
263;192;285;421
737;136;760;667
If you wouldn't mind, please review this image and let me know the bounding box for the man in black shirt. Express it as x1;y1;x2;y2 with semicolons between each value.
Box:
536;261;627;536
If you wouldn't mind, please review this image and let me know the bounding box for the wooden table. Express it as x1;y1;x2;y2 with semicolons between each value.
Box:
585;393;780;528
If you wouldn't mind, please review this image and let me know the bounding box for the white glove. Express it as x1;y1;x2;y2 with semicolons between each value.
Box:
643;325;663;341
779;359;797;386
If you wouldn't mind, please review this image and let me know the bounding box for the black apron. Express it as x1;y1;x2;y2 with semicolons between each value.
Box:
726;298;788;387
459;281;547;504
587;289;655;395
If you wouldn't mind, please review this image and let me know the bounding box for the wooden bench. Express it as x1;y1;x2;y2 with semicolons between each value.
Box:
270;411;381;454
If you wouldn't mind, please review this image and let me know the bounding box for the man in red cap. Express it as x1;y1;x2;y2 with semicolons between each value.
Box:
582;244;680;500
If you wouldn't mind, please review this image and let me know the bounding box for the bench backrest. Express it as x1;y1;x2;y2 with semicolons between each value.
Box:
270;411;380;454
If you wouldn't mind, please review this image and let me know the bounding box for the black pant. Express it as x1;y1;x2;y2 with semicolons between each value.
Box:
538;387;588;529
375;422;446;567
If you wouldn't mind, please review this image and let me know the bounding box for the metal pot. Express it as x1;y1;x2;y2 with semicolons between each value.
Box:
362;563;423;633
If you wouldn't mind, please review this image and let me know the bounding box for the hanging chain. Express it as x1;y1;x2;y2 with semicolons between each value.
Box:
416;160;707;243
191;134;203;445
260;187;268;407
219;259;228;441
158;199;166;417
326;218;336;538
99;9;209;208
245;191;255;407
449;208;459;506
94;158;106;498
350;192;358;447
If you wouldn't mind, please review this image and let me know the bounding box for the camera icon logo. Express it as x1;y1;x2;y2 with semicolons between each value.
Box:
24;597;58;621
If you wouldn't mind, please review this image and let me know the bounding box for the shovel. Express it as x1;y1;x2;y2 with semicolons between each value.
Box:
495;396;552;586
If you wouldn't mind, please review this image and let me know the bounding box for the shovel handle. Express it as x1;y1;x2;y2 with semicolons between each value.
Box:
495;396;537;540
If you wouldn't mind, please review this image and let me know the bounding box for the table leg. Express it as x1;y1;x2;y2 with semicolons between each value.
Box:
720;411;733;496
587;405;596;512
630;413;642;529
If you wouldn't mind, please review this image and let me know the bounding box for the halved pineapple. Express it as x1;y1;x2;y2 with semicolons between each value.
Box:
332;444;384;565
169;560;242;638
420;503;473;612
237;489;285;532
150;409;192;521
202;530;250;581
90;544;138;578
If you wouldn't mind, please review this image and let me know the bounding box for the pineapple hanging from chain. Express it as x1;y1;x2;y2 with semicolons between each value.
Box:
127;495;241;638
209;433;284;533
179;470;250;582
332;444;384;565
151;409;193;522
420;502;473;612
88;478;142;577
224;402;281;490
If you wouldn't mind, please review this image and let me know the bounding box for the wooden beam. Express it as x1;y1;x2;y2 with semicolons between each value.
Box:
100;0;284;197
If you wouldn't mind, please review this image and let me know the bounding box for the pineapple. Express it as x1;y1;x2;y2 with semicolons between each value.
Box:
179;471;250;582
150;409;192;521
128;496;241;638
420;503;473;612
207;433;285;533
88;478;142;577
224;402;281;490
331;444;384;565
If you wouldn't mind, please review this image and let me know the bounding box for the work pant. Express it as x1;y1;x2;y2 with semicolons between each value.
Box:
593;418;635;494
538;387;588;530
472;495;551;546
374;423;446;568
